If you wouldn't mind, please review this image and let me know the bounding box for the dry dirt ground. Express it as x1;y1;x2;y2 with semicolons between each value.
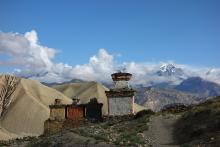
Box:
4;131;115;147
1;114;180;147
144;114;180;147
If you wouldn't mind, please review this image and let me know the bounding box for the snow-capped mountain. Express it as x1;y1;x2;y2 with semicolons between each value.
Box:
156;64;185;77
137;63;189;86
14;62;220;88
135;77;220;111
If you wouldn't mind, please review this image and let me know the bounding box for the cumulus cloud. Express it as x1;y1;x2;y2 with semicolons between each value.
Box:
0;30;220;85
0;30;56;71
0;30;116;83
70;48;114;81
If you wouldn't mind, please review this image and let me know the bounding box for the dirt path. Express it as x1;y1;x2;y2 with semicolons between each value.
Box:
144;115;180;147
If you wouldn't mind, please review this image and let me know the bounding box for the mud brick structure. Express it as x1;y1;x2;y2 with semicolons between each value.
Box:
45;99;85;134
105;72;135;116
45;98;104;134
66;104;85;121
85;98;103;121
49;99;66;121
44;119;64;134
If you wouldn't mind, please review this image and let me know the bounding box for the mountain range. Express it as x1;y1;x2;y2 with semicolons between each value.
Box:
133;64;220;111
42;79;86;87
40;64;220;112
175;77;220;98
42;76;220;112
123;63;219;109
149;63;219;87
134;76;220;111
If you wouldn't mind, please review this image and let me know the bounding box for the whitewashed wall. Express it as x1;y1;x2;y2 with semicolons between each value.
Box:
108;97;133;116
114;81;129;89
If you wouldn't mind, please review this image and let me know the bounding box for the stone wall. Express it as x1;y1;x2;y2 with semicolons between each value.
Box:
44;119;83;134
44;120;64;134
50;108;66;121
114;81;129;89
108;97;134;116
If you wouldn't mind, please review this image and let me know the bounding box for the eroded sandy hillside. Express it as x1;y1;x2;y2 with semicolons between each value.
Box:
0;75;72;140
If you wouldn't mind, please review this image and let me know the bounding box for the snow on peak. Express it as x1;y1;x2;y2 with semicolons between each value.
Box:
160;64;176;73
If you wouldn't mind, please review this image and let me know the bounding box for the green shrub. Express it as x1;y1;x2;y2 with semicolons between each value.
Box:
134;109;154;119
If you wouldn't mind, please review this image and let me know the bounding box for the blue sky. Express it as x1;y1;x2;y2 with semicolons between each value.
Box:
0;0;220;76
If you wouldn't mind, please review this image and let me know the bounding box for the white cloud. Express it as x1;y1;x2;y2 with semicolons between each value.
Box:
0;30;56;71
69;48;114;82
1;30;220;85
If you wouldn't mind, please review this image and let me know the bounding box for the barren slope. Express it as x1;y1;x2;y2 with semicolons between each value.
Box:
0;75;72;140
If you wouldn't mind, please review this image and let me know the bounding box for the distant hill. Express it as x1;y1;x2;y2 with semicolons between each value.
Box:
175;77;220;98
135;87;200;111
0;75;72;140
134;76;220;111
42;79;86;87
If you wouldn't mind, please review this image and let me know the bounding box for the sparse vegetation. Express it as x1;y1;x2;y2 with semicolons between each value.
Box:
2;112;152;147
0;136;38;147
134;109;155;119
26;138;53;147
174;96;220;146
161;103;191;114
71;112;153;146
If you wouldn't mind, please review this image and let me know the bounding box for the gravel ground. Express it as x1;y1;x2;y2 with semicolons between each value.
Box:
144;115;180;147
